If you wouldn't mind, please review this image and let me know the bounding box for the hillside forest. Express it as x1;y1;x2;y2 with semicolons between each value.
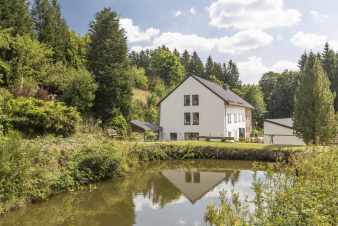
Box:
1;0;338;138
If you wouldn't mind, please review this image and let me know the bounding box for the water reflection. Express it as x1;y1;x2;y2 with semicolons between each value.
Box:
0;160;265;226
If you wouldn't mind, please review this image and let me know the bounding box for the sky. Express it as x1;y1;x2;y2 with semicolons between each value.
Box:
57;0;338;84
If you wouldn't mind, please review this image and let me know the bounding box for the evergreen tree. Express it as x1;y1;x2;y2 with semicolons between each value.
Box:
212;62;223;82
294;53;336;145
321;42;338;110
0;0;33;35
180;50;190;75
224;60;241;89
31;0;72;64
298;52;308;71
204;56;214;79
187;51;204;77
173;49;180;58
87;8;132;122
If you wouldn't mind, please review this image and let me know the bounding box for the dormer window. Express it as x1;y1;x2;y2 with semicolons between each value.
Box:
192;95;199;106
184;95;190;106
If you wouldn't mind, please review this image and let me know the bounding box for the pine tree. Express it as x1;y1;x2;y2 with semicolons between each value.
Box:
294;53;336;145
204;56;214;79
224;60;241;89
31;0;72;64
212;62;223;82
187;51;204;77
321;42;338;110
87;8;132;122
180;50;190;75
0;0;32;35
298;52;308;71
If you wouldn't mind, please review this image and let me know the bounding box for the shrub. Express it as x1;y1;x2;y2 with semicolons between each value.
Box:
5;97;80;137
108;114;129;137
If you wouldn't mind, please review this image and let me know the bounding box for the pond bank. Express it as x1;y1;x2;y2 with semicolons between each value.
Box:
0;133;321;216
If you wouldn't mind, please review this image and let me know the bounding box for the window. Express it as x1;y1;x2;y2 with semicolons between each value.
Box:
184;112;191;125
193;112;199;125
234;114;237;123
184;132;199;140
228;132;232;137
170;133;177;140
185;172;192;182
239;128;245;138
192;95;199;106
184;95;190;106
193;172;200;183
227;113;231;124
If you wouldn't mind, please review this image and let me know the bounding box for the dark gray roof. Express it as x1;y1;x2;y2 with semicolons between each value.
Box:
130;120;158;131
264;118;293;129
192;76;254;109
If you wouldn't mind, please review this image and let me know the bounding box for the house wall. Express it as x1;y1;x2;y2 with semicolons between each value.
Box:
159;77;225;140
224;105;247;139
264;121;305;145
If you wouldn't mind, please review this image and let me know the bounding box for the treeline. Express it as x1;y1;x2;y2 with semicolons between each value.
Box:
259;43;338;119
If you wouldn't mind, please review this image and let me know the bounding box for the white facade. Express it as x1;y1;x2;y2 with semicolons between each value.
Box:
159;77;250;141
264;120;305;145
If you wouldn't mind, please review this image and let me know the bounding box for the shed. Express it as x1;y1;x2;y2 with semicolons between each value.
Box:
130;120;158;133
264;118;305;145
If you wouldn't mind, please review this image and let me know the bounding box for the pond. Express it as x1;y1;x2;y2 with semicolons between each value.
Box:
0;160;266;226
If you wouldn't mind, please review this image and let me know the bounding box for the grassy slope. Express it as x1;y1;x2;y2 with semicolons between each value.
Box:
132;88;150;104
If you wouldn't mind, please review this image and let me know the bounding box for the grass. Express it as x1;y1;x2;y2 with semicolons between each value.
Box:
131;141;311;162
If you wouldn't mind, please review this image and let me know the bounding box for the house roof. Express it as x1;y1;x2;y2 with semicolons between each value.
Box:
158;75;254;109
264;118;293;129
130;120;159;132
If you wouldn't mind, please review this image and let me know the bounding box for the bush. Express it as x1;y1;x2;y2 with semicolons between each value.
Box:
60;67;97;114
108;114;129;137
4;97;80;137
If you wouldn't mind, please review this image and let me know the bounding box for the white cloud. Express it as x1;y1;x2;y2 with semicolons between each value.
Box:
133;30;273;54
175;10;183;17
238;56;298;84
120;18;160;43
189;7;197;15
207;0;301;30
310;10;328;23
290;32;327;50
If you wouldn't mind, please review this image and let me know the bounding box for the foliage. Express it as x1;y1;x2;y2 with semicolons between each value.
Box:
60;67;97;114
31;0;75;65
205;150;338;226
239;85;266;128
144;130;157;141
87;8;132;122
0;0;33;36
0;132;129;215
0;30;53;89
108;114;129;137
223;60;241;89
129;66;148;90
149;47;185;87
294;53;337;144
4;97;80;137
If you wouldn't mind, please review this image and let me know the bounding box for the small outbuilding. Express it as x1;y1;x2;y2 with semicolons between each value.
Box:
264;118;305;145
130;120;159;140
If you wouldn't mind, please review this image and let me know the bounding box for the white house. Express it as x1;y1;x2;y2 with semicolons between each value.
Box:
264;118;305;145
158;75;254;141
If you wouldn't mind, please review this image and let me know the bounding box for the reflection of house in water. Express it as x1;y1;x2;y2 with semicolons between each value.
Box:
161;169;229;203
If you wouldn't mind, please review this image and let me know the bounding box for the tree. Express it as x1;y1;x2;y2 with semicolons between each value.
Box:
149;48;184;88
240;85;266;128
129;66;148;90
204;56;214;79
268;71;300;118
180;50;190;75
298;52;308;71
294;53;336;145
223;60;241;89
321;42;338;110
0;0;32;35
60;68;97;115
87;8;132;122
31;0;74;65
187;51;204;77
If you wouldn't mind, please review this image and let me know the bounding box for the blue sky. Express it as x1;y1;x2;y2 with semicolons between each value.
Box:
57;0;338;84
